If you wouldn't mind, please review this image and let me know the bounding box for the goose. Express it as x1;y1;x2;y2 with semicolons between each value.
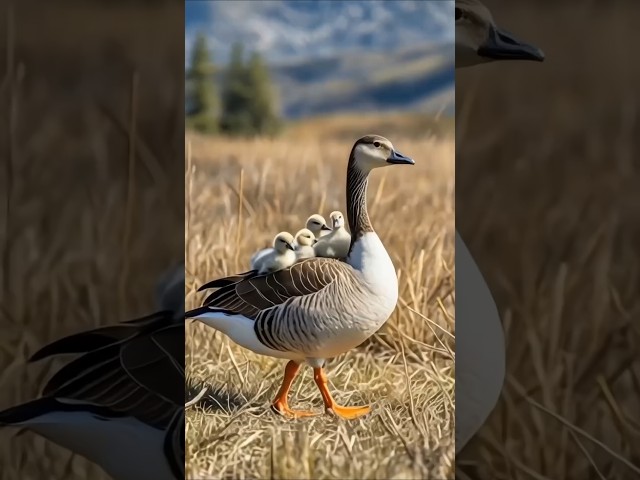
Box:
455;0;544;454
250;231;297;274
294;228;317;260
313;210;351;259
0;264;185;480
305;214;332;239
455;0;544;69
188;135;414;419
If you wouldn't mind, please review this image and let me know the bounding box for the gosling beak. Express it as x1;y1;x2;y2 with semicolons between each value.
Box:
332;219;340;229
386;150;415;165
321;224;332;232
313;238;319;245
285;242;295;251
478;25;545;62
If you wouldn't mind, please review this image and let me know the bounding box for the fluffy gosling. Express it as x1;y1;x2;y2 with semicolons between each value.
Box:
314;211;351;259
294;228;317;260
251;232;297;274
306;214;332;239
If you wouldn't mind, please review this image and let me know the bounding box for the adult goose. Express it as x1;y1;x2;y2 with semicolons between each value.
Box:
455;0;544;453
0;265;185;480
188;135;414;419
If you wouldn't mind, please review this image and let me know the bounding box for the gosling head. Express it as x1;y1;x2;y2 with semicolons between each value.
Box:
273;232;295;253
455;0;545;69
329;211;345;229
306;214;331;237
295;228;317;247
350;135;414;172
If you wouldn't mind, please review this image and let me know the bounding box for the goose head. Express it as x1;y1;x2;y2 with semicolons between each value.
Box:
350;135;414;172
273;232;295;253
295;228;317;247
456;0;544;68
329;211;345;229
306;214;331;237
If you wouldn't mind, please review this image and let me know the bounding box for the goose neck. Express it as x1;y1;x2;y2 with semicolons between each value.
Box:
346;163;373;252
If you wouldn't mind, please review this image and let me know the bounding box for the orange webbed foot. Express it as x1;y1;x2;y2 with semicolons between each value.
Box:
271;401;318;419
325;404;371;420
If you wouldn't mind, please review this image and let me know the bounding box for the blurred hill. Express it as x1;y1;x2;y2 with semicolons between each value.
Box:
186;1;454;119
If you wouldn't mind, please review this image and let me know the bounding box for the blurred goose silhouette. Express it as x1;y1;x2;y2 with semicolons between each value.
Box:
455;0;544;453
0;264;185;480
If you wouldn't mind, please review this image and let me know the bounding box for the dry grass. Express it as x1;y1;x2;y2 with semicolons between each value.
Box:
0;3;181;479
456;2;640;479
185;117;455;479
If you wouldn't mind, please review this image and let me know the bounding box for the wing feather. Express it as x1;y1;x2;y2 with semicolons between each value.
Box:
36;312;183;429
195;257;355;320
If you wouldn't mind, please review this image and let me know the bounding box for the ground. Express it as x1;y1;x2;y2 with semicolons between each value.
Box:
185;114;455;479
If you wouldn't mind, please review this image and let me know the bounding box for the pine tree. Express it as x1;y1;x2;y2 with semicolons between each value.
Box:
219;42;252;135
186;32;218;134
245;51;281;136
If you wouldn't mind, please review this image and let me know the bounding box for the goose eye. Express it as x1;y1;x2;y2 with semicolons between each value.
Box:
373;141;381;148
455;8;462;21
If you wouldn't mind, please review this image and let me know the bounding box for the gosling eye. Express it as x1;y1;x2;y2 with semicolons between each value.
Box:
373;141;381;148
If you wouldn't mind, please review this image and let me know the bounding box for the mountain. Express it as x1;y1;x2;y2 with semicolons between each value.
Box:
185;0;454;119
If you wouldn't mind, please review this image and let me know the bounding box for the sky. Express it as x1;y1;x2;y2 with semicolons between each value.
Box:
185;0;454;67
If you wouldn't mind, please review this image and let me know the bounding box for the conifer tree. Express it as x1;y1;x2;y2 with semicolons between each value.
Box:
186;32;218;134
245;51;281;136
219;42;252;135
220;43;282;136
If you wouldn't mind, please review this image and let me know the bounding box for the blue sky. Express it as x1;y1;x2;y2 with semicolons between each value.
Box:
185;1;453;67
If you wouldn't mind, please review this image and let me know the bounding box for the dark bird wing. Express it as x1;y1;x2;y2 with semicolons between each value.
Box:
188;257;356;321
28;311;169;362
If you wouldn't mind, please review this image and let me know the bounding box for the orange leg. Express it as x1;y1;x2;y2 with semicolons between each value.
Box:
271;361;317;418
313;367;371;419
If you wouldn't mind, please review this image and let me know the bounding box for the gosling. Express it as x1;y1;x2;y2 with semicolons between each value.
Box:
294;228;317;260
305;214;332;239
313;211;351;259
250;232;297;274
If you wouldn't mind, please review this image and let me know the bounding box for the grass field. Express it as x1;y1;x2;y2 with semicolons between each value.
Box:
185;114;455;479
456;2;640;479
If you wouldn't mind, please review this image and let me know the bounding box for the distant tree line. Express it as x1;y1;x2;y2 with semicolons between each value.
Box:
186;33;281;137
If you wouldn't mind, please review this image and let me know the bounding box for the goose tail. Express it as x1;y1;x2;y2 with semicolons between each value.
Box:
185;306;213;318
0;398;64;427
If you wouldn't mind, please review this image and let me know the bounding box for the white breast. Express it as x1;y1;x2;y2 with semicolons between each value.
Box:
347;233;398;318
455;231;505;452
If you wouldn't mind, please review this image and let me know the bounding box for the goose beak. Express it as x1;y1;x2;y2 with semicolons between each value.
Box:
478;25;545;62
386;150;415;165
321;224;332;231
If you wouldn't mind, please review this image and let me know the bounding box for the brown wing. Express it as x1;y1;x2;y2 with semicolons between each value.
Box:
194;257;356;320
39;313;183;429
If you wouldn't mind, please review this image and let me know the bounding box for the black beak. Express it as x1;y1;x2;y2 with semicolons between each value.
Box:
386;149;415;165
478;25;545;62
313;238;318;245
285;243;295;251
321;224;332;231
